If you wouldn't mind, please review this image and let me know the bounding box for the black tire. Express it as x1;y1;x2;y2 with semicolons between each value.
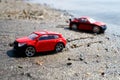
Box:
55;43;64;52
93;26;101;34
25;46;36;57
70;24;78;30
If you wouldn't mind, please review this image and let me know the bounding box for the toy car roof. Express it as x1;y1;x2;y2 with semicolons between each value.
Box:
33;31;60;35
79;16;90;19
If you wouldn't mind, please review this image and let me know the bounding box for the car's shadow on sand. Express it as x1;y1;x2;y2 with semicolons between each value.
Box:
64;27;93;34
56;25;104;35
7;49;58;58
7;49;20;58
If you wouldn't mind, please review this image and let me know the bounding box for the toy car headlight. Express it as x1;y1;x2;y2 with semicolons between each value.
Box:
18;43;26;47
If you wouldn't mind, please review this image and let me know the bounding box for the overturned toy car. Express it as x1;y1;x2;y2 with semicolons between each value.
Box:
10;31;67;57
68;16;107;33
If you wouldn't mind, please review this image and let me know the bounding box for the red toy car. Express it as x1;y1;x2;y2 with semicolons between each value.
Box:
69;16;107;33
11;31;67;57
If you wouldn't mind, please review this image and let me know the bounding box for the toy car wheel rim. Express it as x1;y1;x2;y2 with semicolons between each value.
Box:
71;24;77;30
56;43;64;52
25;47;35;57
93;26;100;33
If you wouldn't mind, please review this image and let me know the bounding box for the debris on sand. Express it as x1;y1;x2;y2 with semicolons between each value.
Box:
71;44;78;48
35;60;44;65
101;72;105;76
68;58;71;61
18;65;23;69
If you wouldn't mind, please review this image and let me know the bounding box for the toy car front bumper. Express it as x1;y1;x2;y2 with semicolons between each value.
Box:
101;25;107;31
12;41;27;53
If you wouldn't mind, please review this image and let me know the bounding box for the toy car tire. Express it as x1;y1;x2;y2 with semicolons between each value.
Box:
55;43;64;52
93;26;100;34
70;24;78;30
25;46;36;57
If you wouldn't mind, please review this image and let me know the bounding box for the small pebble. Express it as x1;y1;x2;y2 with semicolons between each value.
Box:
79;57;84;61
18;65;23;69
67;62;72;66
101;72;105;76
68;58;71;60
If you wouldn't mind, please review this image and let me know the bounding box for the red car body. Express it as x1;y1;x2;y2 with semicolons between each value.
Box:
69;16;107;33
12;31;67;57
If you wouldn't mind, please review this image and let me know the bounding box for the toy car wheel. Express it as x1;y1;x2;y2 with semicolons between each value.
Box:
71;24;78;30
25;46;35;57
55;43;64;52
93;26;100;33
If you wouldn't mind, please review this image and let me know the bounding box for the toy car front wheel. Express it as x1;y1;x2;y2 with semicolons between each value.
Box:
55;43;64;52
25;46;36;57
93;26;100;34
70;24;78;30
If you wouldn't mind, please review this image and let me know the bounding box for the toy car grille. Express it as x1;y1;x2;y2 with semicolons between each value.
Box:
13;41;18;49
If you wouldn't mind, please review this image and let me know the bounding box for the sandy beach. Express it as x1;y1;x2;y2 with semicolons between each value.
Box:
0;0;120;80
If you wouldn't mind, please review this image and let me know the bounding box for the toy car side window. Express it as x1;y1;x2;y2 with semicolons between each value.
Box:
53;35;59;39
39;35;59;40
48;35;55;39
39;35;49;40
81;18;88;23
48;35;59;39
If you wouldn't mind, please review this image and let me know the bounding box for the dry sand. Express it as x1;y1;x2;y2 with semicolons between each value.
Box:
0;0;120;80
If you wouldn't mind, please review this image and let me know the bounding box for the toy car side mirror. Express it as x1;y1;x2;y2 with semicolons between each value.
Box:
69;19;71;22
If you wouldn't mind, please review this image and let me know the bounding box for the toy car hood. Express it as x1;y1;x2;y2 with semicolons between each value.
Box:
93;21;106;26
16;37;32;43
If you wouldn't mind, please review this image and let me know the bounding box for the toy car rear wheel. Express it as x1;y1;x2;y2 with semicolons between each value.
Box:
93;26;100;34
70;24;78;30
25;46;35;57
55;43;64;52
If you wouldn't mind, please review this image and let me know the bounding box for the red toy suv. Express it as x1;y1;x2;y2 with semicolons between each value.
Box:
69;16;107;33
11;31;67;57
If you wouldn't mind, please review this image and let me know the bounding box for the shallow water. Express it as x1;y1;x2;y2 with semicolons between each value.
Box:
29;0;120;35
